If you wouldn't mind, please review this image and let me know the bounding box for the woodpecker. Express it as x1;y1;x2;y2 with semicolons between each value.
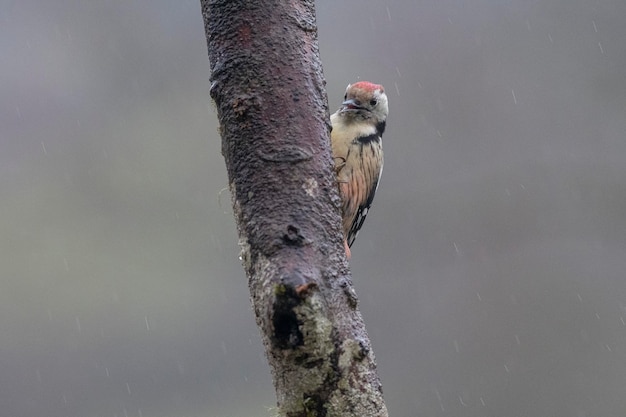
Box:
330;81;388;258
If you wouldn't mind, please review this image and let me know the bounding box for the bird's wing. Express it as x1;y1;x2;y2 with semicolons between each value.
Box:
337;136;383;247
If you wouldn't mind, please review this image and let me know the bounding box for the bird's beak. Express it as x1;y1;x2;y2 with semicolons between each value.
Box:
341;99;364;112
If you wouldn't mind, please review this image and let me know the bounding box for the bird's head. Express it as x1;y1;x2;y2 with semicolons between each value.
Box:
339;81;388;124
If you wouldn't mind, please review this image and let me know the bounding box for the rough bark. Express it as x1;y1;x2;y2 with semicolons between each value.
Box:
201;1;389;416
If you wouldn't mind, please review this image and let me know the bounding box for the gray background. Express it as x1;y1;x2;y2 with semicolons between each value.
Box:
2;1;626;416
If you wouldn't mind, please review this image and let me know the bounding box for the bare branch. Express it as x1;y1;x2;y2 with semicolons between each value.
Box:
201;1;389;416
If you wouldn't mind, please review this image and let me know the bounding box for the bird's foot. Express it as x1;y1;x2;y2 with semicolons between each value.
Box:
344;239;351;260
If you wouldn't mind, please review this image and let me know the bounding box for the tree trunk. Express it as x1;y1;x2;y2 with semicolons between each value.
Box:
200;1;389;416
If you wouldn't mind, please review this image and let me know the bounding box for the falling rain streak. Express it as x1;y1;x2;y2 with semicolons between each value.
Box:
3;2;626;417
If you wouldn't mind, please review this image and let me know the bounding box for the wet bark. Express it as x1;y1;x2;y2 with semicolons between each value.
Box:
200;1;389;416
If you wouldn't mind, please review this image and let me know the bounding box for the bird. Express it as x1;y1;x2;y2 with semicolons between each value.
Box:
330;81;388;259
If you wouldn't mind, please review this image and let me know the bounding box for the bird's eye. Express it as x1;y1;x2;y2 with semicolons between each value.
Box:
369;99;378;106
344;93;348;100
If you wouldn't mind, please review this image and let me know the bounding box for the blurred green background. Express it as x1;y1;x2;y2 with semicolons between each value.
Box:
3;1;626;416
